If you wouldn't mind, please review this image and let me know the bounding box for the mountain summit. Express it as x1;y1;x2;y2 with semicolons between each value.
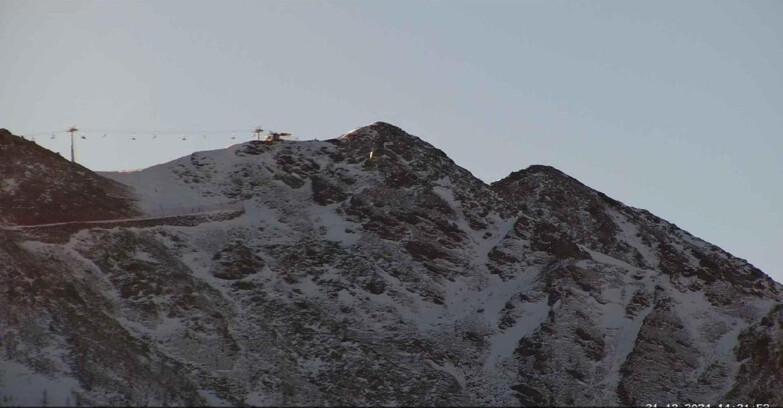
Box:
0;124;780;406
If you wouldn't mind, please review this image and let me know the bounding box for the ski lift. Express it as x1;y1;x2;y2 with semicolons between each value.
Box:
265;131;292;142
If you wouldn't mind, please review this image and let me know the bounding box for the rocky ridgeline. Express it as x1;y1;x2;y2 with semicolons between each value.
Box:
0;122;780;406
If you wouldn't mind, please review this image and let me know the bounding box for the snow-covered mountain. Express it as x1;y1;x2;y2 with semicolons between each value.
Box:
0;122;780;406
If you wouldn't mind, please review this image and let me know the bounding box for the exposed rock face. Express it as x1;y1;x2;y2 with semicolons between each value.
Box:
725;304;783;405
0;122;780;406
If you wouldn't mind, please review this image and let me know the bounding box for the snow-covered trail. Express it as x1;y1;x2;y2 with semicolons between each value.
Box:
0;204;243;230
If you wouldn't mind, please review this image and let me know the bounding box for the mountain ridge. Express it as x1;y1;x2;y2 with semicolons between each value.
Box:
0;123;780;406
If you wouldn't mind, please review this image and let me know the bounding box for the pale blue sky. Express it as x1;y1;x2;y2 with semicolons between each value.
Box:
1;1;781;282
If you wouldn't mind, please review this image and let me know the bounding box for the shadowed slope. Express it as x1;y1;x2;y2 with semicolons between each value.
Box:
0;129;139;225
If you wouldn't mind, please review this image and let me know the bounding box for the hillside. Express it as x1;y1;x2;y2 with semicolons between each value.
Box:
0;122;780;406
0;129;138;226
